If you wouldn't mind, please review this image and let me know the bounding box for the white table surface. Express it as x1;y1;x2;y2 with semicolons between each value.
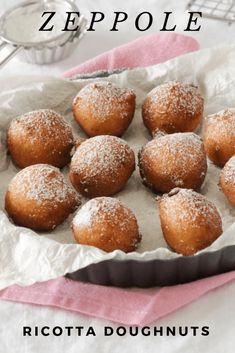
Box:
0;0;235;352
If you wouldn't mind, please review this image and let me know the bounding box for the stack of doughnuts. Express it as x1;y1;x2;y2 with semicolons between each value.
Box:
4;79;234;256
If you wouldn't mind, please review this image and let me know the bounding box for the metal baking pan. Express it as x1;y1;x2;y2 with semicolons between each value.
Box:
65;68;235;288
1;47;235;289
66;245;235;287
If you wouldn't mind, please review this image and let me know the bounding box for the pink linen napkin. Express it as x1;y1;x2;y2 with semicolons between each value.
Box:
63;32;199;77
1;271;235;326
2;32;234;326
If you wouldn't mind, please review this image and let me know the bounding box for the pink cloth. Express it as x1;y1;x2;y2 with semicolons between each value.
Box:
1;271;235;326
2;32;233;326
63;32;199;77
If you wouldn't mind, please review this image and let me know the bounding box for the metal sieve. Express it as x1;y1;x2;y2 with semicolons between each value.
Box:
0;0;87;66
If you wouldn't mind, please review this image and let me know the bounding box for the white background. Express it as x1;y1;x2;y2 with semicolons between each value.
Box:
0;0;235;352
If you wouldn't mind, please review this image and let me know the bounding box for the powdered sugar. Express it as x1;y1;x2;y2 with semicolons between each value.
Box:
9;164;79;205
71;135;135;180
73;197;133;229
206;108;235;138
147;81;203;116
10;109;74;146
140;132;206;187
222;156;235;185
73;81;135;122
162;188;221;229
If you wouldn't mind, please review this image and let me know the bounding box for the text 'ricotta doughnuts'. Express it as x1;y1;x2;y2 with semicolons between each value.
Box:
158;188;223;256
73;81;136;137
7;109;75;169
69;135;135;198
5;164;80;231
142;81;204;136
220;156;235;205
72;197;141;253
203;108;235;167
139;132;207;193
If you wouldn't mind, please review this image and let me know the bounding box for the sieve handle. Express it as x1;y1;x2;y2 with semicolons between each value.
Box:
0;42;22;68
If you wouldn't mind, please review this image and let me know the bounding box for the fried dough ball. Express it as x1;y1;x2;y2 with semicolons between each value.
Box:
158;188;223;256
203;109;235;167
7;109;74;168
220;156;235;205
72;81;136;137
5;164;80;231
142;81;204;136
72;197;141;252
139;132;207;193
69;135;135;198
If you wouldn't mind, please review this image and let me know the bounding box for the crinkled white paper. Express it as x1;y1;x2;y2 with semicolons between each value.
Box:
0;45;235;290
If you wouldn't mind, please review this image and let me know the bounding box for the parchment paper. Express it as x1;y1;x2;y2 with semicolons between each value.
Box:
0;45;235;290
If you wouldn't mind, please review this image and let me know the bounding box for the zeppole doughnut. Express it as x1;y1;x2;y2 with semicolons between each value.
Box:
72;197;141;252
139;132;207;193
158;188;223;256
69;135;135;198
7;109;74;168
142;81;204;136
220;156;235;205
73;81;136;137
203;109;235;167
5;164;80;231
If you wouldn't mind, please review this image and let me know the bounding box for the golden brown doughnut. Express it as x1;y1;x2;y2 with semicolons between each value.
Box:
5;164;80;231
139;132;207;193
69;135;135;198
158;188;223;256
7;109;74;168
72;81;136;137
72;197;141;252
142;81;204;136
220;156;235;205
203;109;235;167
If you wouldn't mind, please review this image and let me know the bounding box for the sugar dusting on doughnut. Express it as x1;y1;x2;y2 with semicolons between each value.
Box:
203;108;235;167
73;81;135;122
220;156;235;206
5;164;80;231
149;133;204;178
159;188;222;256
73;197;133;229
7;109;75;168
206;109;235;137
139;132;207;192
12;109;74;145
69;135;135;198
72;197;141;252
142;81;204;135
148;81;203;116
164;188;220;229
71;135;134;178
221;156;235;185
207;108;235;122
9;164;79;205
